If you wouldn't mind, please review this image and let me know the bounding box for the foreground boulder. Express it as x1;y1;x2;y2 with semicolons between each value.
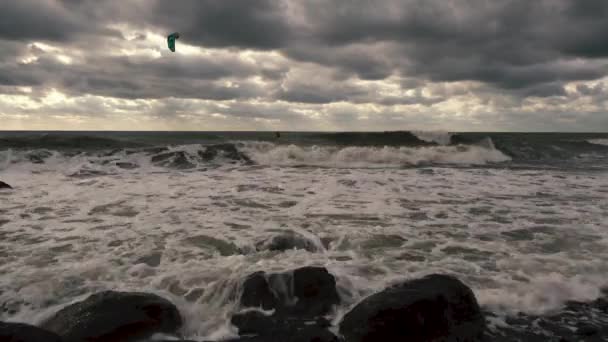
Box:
239;266;340;319
0;181;12;189
339;274;485;342
41;291;182;342
0;321;63;342
232;266;341;341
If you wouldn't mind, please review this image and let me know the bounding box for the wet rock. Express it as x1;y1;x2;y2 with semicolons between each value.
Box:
198;144;252;164
0;321;64;342
151;151;195;169
0;181;12;189
230;311;339;342
239;266;340;317
486;296;608;342
136;252;162;267
41;291;182;342
27;150;53;164
183;235;240;256
108;240;123;247
339;274;485;342
233;267;341;341
255;230;319;253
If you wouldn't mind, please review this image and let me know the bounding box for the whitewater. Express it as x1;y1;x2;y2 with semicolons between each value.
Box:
1;131;608;340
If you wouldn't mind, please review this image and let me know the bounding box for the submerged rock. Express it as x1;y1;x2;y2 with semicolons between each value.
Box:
485;295;608;341
232;266;340;341
41;291;182;342
115;162;139;169
0;321;63;342
183;234;240;256
0;181;12;189
198;144;252;164
254;230;320;253
339;274;485;342
151;151;195;169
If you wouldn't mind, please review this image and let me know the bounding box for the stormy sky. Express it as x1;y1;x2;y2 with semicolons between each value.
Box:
1;0;607;131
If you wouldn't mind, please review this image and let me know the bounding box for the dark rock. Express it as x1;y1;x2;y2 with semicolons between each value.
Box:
151;151;195;169
233;267;341;341
41;291;182;342
486;295;608;341
240;272;275;311
577;323;598;336
0;321;63;342
0;181;12;189
231;311;328;335
255;231;319;253
239;267;340;319
230;311;338;342
198;144;252;164
183;235;240;256
339;274;485;342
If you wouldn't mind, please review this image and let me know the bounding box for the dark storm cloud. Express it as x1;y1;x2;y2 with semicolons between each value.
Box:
289;0;608;93
1;0;608;129
0;46;279;100
147;0;291;49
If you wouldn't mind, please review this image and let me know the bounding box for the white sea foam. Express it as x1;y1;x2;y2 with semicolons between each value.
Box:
0;155;607;339
241;142;510;167
588;139;608;146
411;130;453;145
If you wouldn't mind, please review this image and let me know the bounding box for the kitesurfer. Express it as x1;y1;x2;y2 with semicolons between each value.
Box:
167;32;180;52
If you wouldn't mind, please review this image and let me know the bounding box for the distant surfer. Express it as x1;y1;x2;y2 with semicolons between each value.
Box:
275;132;281;139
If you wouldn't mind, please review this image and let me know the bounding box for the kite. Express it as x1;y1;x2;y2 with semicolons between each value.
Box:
167;32;180;52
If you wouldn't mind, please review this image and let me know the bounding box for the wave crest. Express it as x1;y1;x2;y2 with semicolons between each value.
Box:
242;141;510;167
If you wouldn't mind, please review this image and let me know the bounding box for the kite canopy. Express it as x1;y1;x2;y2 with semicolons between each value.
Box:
167;32;180;52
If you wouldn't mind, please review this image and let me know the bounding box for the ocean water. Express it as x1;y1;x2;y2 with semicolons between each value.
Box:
0;131;607;340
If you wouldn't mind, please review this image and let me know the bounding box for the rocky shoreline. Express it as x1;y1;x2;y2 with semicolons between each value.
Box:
2;266;607;342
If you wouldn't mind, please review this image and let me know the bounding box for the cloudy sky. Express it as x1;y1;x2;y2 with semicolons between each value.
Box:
1;0;607;131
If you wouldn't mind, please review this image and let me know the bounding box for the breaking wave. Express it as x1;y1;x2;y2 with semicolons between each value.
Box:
588;139;608;146
241;142;510;167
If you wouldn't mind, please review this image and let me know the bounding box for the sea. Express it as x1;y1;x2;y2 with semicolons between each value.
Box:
1;131;607;340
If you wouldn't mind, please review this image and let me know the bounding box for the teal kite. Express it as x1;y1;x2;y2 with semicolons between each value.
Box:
167;32;180;52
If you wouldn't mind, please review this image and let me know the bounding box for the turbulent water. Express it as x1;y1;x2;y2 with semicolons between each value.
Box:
1;131;607;340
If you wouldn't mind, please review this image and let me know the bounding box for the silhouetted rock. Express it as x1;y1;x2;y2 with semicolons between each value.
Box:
239;266;340;319
232;267;341;341
41;291;182;342
0;321;63;342
199;144;252;164
340;274;485;342
27;150;53;164
485;295;608;342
